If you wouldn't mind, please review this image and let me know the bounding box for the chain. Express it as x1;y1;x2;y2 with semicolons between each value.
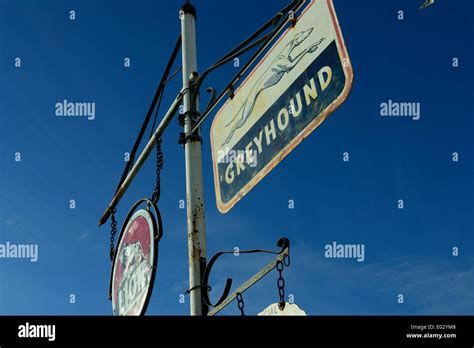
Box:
109;208;117;261
276;260;286;310
152;137;164;204
236;292;245;316
109;138;162;261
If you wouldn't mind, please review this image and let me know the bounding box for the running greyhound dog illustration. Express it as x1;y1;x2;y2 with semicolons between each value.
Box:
223;27;325;146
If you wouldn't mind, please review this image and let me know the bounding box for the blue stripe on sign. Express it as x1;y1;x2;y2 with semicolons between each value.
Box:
218;39;345;204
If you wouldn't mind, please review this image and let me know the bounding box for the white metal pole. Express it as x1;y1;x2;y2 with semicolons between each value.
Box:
180;1;207;316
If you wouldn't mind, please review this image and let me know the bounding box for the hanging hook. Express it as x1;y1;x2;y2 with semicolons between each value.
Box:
205;87;217;112
202;237;290;308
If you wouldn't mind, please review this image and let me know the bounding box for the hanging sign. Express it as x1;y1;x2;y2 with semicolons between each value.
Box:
110;200;162;316
258;302;307;316
210;0;353;213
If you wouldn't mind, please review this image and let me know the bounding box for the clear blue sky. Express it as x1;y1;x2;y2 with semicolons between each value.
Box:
0;0;472;315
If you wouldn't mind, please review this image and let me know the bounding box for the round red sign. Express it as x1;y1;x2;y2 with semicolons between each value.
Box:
111;208;158;316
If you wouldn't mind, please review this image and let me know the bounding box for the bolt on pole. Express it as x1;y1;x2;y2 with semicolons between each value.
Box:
180;1;208;316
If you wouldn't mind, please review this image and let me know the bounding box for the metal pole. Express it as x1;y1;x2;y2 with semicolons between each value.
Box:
180;1;208;316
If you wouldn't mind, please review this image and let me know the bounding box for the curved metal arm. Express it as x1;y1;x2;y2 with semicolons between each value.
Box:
190;25;281;107
189;0;305;131
189;7;287;107
202;237;290;309
204;87;217;112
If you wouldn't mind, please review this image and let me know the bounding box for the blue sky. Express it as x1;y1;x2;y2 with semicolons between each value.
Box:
0;0;472;315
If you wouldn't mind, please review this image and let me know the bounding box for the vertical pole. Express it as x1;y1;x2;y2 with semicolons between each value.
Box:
180;1;208;316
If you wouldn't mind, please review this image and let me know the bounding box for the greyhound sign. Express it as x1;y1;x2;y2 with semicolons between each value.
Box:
210;0;353;213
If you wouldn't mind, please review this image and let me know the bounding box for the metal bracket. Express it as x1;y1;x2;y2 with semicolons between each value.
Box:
178;110;200;128
202;237;290;316
178;132;202;145
188;0;305;133
205;87;217;109
185;284;211;294
178;109;203;145
178;113;185;127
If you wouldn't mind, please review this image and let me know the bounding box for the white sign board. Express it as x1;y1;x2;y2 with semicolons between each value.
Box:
258;302;307;316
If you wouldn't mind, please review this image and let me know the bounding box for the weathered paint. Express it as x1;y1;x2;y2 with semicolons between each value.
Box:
111;209;157;316
181;5;208;316
210;0;353;213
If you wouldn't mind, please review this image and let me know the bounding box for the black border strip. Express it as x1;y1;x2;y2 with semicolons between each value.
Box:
1;316;473;346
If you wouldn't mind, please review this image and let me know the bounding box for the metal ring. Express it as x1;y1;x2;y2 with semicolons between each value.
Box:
279;288;285;298
276;260;284;271
185;284;212;295
236;292;244;310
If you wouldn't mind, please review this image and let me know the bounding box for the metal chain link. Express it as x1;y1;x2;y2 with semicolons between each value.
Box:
276;260;286;310
152;137;164;204
109;138;162;261
236;292;245;316
109;208;118;261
